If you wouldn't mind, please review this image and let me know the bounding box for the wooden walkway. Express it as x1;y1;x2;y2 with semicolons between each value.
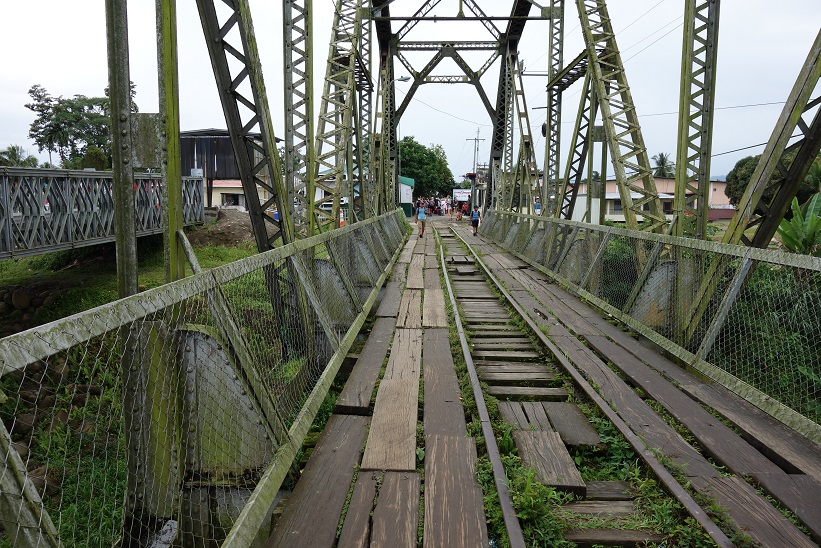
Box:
264;218;821;548
266;231;488;547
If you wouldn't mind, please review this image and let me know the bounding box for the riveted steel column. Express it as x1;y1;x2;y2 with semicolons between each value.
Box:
543;0;564;215
106;0;138;297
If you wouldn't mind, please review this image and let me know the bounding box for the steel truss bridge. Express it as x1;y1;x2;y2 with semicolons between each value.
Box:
0;0;819;546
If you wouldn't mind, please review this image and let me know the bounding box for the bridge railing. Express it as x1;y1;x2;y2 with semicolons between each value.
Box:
0;209;408;547
481;211;821;442
0;167;204;259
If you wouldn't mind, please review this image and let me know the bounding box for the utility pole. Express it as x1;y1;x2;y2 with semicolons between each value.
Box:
466;128;484;207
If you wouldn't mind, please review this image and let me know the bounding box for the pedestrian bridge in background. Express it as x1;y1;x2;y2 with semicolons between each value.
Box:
0;167;204;260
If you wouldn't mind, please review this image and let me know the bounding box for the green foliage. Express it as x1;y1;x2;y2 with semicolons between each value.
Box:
0;144;39;167
777;194;821;256
26;83;138;168
651;152;676;178
724;152;820;208
600;235;638;310
398;136;455;198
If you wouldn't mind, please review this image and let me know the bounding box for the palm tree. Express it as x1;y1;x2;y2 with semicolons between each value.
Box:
651;152;675;178
0;145;39;167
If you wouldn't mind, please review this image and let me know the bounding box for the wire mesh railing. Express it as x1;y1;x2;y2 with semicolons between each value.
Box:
481;210;821;442
0;209;408;547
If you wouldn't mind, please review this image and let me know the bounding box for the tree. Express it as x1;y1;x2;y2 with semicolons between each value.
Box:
581;171;601;184
0;145;38;167
398;136;454;198
651;152;675;177
25;83;138;169
724;152;820;208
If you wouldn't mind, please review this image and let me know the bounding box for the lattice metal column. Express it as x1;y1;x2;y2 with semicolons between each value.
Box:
557;72;595;219
674;0;721;239
354;3;374;220
512;58;540;213
314;0;364;231
576;0;666;233
497;54;517;210
543;0;565;215
284;0;316;238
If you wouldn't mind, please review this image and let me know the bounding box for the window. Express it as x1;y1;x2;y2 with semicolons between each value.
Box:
612;200;622;213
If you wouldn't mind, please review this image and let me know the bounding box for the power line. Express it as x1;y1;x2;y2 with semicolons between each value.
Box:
712;133;802;157
394;87;492;126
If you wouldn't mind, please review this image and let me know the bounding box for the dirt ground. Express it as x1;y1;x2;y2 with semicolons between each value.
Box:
185;208;257;246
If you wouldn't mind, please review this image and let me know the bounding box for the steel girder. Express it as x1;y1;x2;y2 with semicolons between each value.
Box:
542;0;565;216
510;57;541;213
576;0;667;233
314;0;364;231
195;0;292;250
673;0;721;239
556;72;596;219
724;29;821;248
284;0;316;237
354;4;374;221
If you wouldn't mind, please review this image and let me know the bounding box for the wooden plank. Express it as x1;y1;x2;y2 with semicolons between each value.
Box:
472;337;531;344
563;529;665;546
397;240;415;263
423;267;440;290
542;402;602;447
375;281;402;317
335;317;395;414
423;288;448;328
267;415;369;547
563;500;635;516
477;371;556;385
513;431;585;495
498;401;530;429
390;262;407;283
455;266;477;275
396;289;422;329
472;342;534;350
521;401;553;430
406;255;425;289
476;364;552;375
472;350;541;361
371;472;420;548
487;386;569;400
690;476;816;548
361;329;422;471
585;481;633;501
337;472;379;548
424;329;467;437
423;435;488;548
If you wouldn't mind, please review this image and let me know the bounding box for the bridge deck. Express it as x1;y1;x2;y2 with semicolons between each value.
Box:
265;218;821;547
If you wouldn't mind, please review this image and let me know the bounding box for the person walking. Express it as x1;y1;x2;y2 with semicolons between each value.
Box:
417;201;428;238
471;205;481;236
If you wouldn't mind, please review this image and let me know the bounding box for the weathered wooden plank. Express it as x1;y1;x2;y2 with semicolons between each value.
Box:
690;476;816;548
563;528;665;546
397;240;416;263
512;431;585;495
335;317;395;414
423;267;440;290
390;262;407;283
406;255;425;288
455;266;477;275
476;364;552;375
423;288;448;328
375;281;402;317
472;342;535;351
487;386;569;400
360;329;422;471
337;472;379;548
542;402;602;447
585;481;633;501
267;415;369;547
472;350;541;361
423;435;488;548
521;401;553;430
472;337;531;344
396;289;422;329
498;401;530;429
563;500;634;516
423;329;467;437
477;371;557;385
371;472;421;548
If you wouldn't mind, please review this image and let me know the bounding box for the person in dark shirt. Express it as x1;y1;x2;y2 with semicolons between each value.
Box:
471;205;480;236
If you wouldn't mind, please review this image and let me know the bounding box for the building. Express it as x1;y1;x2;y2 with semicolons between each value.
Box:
571;177;734;223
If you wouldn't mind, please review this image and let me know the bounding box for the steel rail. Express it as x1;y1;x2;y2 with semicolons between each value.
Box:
452;228;734;548
435;228;526;548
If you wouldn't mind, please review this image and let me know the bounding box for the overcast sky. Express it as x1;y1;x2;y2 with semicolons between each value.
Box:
1;0;818;181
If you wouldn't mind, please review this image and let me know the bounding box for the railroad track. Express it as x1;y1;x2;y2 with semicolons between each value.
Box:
437;223;820;547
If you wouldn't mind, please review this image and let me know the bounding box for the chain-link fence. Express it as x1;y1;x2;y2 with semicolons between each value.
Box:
481;211;821;442
0;209;407;547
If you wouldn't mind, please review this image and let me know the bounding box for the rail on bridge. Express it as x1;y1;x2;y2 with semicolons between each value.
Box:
0;168;204;260
0;210;408;546
480;211;821;442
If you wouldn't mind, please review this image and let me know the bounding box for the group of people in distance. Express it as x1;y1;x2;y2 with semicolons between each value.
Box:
414;196;480;238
